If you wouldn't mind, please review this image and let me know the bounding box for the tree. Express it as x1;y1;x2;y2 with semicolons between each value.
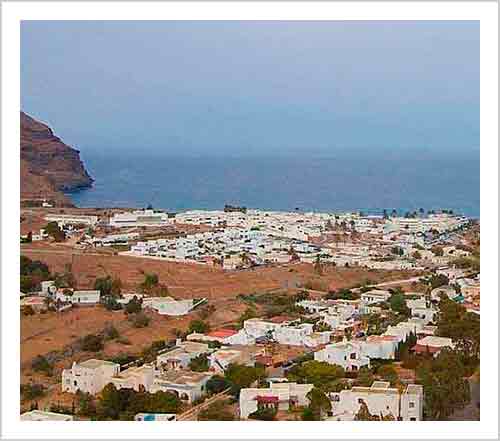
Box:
125;296;142;314
248;407;277;421
286;361;344;389
76;391;96;417
198;400;234;421
188;354;209;372
429;274;449;289
44;221;65;242
451;256;480;272
81;334;104;352
389;291;410;317
140;272;159;291
417;349;470;420
96;384;123;420
95;276;122;298
313;255;323;275
377;365;398;385
31;355;53;376
436;297;480;368
188;319;210;334
206;375;231;395
305;387;332;420
225;364;266;394
357;366;374;387
20;383;45;401
96;384;181;420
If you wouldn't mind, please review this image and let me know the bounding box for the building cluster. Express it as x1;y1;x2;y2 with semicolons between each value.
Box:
108;209;470;271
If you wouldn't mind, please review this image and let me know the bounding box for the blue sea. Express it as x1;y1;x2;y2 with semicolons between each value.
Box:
68;151;480;218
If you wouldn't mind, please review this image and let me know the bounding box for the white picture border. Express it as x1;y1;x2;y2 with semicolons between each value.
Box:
1;1;498;439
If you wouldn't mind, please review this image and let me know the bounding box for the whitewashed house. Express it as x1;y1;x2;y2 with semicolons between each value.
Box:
243;318;283;338
413;336;454;356
314;341;370;371
328;381;423;421
149;370;213;403
273;323;314;346
156;341;210;371
40;280;56;296
55;289;100;305
407;298;436;324
360;335;399;360
360;290;391;305
62;359;120;394
239;382;314;419
110;364;156;391
143;297;205;316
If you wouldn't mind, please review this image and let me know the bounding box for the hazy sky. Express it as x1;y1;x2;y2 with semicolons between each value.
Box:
21;20;479;157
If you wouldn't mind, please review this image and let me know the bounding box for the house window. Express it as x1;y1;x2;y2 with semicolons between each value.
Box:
409;402;415;408
73;380;77;386
410;417;416;421
350;353;356;359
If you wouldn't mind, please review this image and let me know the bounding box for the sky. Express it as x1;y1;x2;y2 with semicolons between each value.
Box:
21;20;479;157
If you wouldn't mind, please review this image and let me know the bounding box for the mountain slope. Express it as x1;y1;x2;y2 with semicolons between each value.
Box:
20;112;93;205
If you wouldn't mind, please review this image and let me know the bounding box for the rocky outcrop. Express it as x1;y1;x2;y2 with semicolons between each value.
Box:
20;112;93;205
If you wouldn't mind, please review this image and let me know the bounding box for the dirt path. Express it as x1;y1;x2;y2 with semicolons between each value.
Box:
176;389;232;421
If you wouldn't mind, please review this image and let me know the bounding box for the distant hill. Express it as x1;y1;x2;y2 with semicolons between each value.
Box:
20;111;93;206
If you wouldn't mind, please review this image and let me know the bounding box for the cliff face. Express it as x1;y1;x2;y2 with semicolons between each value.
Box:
20;112;93;205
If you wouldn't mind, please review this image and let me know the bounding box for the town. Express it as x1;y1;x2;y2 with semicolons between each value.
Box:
20;206;480;421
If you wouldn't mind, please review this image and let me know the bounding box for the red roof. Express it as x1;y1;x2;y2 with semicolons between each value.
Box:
412;344;441;354
207;329;238;338
255;395;279;403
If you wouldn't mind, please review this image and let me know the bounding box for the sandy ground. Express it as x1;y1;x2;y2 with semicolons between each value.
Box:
21;243;420;299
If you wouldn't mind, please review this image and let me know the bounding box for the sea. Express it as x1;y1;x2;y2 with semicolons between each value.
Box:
67;150;480;218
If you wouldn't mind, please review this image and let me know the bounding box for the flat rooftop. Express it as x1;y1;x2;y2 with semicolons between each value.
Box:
78;359;118;369
21;410;73;421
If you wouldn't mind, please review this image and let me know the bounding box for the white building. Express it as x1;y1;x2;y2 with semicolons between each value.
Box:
328;381;423;421
55;289;100;305
239;382;314;419
360;335;399;360
314;341;370;371
110;364;156;391
360;290;391;305
45;214;99;227
109;209;171;227
243;318;284;338
156;341;210;371
273;323;314;346
21;410;74;421
143;297;204;316
413;336;454;356
407;298;436;324
149;370;213;403
62;359;120;394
